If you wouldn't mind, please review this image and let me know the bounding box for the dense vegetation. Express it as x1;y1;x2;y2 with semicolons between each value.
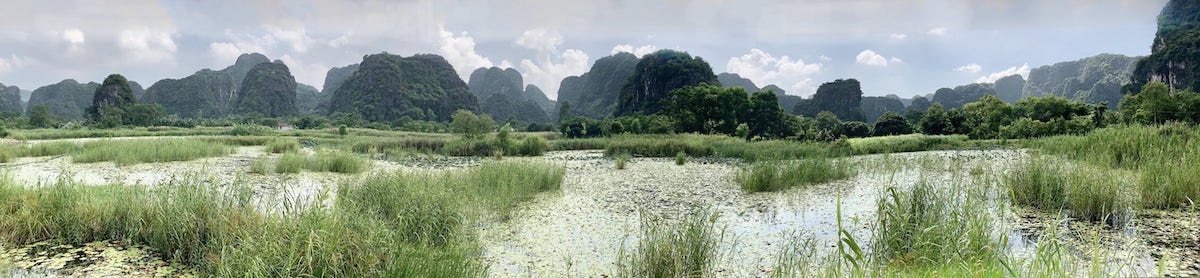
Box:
142;53;270;119
718;72;802;114
328;53;478;123
1127;0;1200;94
617;50;720;116
87;74;163;127
1024;54;1138;108
234;62;299;117
556;52;639;119
27;79;98;120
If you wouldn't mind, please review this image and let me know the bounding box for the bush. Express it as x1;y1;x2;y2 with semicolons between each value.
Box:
675;151;687;165
514;136;547;156
738;158;854;192
615;152;630;170
265;138;300;154
275;153;305;174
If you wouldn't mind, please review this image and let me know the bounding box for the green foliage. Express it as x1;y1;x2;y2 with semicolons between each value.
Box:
1127;1;1200;94
557;53;639;119
248;157;269;174
815;111;843;140
794;79;866;122
28;79;97;120
615;152;630;170
495;123;512;154
848;134;966;155
515;136;547;156
873;183;1000;269
738;158;854;192
265;138;300;153
918;103;952;135
143;68;240;119
274;152;304;173
328;53;477;123
1024;54;1135;107
961;95;1015;139
675;151;687;165
931;83;994;109
871;112;912;136
618;209;724;278
72;139;232;166
1007;156;1134;223
860;96;906;124
617;50;720;116
747;90;794;138
88;74;137;122
234;62;299;117
840;121;870;138
1120;82;1200;124
662;84;748;134
734;123;750;140
450;109;493;139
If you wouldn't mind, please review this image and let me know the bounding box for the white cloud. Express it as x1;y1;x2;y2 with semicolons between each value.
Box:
889;33;907;40
519;49;589;98
855;49;890;67
818;55;832;61
726;48;822;96
208;41;269;66
889;57;904;64
954;64;982;73
437;27;498;80
61;29;86;53
515;28;563;54
279;54;329;88
976;63;1030;83
927;27;948;36
266;26;316;53
0;57;10;74
328;34;350;48
118;28;177;64
610;44;658;57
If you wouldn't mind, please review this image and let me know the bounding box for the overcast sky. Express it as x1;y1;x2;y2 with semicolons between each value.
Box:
0;0;1168;99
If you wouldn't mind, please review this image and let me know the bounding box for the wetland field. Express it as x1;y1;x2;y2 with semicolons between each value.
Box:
0;126;1196;277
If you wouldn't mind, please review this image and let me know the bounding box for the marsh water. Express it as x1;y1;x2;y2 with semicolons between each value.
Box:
0;140;1195;277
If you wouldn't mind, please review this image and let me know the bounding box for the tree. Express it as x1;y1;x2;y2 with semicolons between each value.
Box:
919;103;952;135
841;121;870;138
1120;82;1179;124
28;105;51;128
815;111;843;140
747;90;792;139
872;112;912;136
662;84;748;134
961;95;1015;139
450;109;493;139
558;101;571;123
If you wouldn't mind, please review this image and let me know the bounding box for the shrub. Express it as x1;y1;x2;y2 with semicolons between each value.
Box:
265;138;300;154
616;153;630;170
274;153;305;174
514;136;547;156
675;151;687;165
738;158;854;192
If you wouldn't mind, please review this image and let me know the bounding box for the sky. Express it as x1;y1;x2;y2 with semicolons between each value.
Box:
0;0;1169;99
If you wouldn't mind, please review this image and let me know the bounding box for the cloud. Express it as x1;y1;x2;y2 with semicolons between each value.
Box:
516;29;590;99
889;33;907;40
726;48;822;96
610;44;658;57
855;49;890;67
976;63;1030;83
279;54;329;88
437;27;499;80
515;28;563;54
118;28;177;64
927;27;948;36
818;55;832;61
61;29;86;53
328;34;350;48
890;57;904;64
954;64;982;73
266;26;316;53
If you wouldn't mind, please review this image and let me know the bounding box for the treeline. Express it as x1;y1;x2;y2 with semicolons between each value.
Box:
558;81;1198;141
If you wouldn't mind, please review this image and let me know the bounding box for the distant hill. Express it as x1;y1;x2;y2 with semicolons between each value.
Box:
523;84;556;117
557;52;640;119
328;53;477;122
295;83;325;115
617;50;720;116
322;64;359;95
0;83;23;114
143;53;271;118
1128;0;1200;93
28;79;99;120
932;83;995;109
860;96;905;123
234;61;298;117
794;79;865;122
716;73;800;114
467;67;550;123
1024;53;1137;107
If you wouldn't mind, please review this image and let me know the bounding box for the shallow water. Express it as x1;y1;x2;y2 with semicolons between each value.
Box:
0;143;1194;276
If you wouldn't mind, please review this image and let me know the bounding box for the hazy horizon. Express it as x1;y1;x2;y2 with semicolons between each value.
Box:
0;0;1168;99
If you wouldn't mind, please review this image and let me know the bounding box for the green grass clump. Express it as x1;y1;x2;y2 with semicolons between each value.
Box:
248;158;269;174
274;153;305;174
616;152;630;170
738;158;855;192
1138;162;1200;209
848;134;967;155
675;151;687;165
873;182;1001;269
618;209;725;278
1006;157;1068;210
514;136;548;156
72;139;232;165
348;136;447;155
264;138;300;153
20;141;81;157
0;144;17;163
305;149;368;174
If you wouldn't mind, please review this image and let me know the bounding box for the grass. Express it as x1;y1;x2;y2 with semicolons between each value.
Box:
264;138;300;153
272;149;367;174
616;152;630;170
0;160;565;277
618;208;725;278
738;158;855;192
1032;124;1200;209
848;134;968;155
20;141;82;157
675;151;687;165
248;157;269;174
873;182;1002;270
71;139;232;165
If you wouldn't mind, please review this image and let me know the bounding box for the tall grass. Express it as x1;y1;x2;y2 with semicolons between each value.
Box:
848;134;967;155
71;139;232;165
0;160;565;276
873;182;1002;269
20;141;81;157
264;137;300;153
738;158;855;192
1032;124;1198;209
1007;157;1068;210
274;149;367;174
618;209;725;278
